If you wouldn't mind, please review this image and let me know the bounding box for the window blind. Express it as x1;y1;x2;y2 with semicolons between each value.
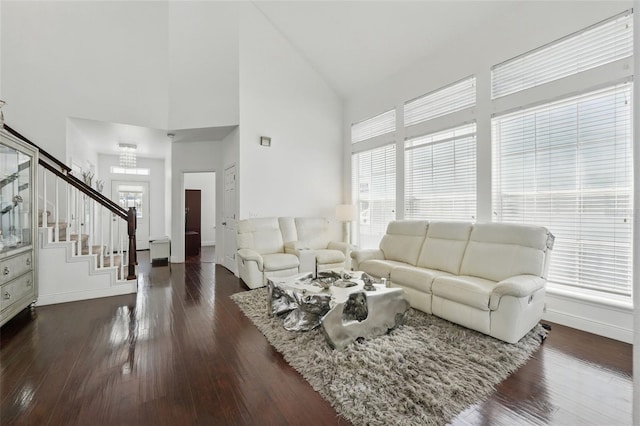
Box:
352;144;396;248
405;123;476;221
404;77;476;127
492;11;633;99
351;109;396;143
492;84;633;296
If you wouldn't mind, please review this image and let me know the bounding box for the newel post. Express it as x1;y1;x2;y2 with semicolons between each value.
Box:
127;207;137;280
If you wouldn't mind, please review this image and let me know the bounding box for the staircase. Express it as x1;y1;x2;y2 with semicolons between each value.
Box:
5;124;138;306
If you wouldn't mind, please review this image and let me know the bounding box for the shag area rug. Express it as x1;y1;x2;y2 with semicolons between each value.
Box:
231;288;546;426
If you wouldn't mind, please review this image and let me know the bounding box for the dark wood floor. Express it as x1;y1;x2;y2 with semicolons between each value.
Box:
1;251;632;425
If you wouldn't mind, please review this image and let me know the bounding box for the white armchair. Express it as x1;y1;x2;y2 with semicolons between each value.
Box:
289;217;351;271
236;218;299;289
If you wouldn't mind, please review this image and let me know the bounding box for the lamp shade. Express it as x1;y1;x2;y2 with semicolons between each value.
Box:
336;204;357;222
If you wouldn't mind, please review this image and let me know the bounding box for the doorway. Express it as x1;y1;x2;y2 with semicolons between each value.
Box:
184;172;216;263
112;180;150;250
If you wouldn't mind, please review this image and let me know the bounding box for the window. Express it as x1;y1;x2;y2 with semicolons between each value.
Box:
492;11;633;98
405;123;476;220
351;109;396;143
110;166;150;176
404;76;476;126
352;144;396;248
492;84;633;296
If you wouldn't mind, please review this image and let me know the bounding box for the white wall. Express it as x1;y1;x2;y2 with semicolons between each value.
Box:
67;119;99;174
344;1;633;342
171;141;225;263
168;2;239;129
97;154;166;239
237;5;343;219
1;1;169;160
184;172;216;246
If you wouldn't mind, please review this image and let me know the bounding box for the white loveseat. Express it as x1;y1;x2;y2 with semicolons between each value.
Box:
351;221;554;343
236;217;350;289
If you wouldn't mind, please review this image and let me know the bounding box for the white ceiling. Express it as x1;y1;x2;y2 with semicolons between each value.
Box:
69;1;627;157
255;1;513;98
69;118;236;160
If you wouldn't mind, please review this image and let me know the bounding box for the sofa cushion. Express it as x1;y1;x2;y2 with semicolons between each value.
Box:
262;253;299;271
432;275;496;311
315;249;345;265
359;259;408;279
237;218;285;255
294;217;331;249
279;217;297;245
417;222;472;274
390;265;452;293
379;220;429;265
460;223;548;282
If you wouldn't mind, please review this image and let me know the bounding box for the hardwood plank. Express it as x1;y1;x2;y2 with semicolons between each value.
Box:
1;248;631;425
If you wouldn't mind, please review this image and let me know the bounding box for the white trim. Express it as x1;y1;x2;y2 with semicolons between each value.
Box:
404;106;476;140
351;133;397;154
543;290;633;343
491;58;633;117
36;281;137;306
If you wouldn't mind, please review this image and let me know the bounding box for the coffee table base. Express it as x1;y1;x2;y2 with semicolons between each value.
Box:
321;289;410;350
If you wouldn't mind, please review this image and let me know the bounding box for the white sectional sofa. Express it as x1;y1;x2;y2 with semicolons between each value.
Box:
236;217;350;289
351;220;554;343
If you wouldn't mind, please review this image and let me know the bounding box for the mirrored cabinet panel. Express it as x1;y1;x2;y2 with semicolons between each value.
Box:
1;129;38;326
1;142;33;253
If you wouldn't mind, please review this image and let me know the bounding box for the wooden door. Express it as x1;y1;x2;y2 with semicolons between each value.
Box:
185;189;201;256
222;165;237;273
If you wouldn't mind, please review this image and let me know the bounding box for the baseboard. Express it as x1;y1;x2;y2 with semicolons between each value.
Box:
202;241;215;247
36;281;138;306
543;291;633;343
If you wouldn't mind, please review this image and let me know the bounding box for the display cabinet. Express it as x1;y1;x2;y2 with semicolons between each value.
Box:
0;129;38;327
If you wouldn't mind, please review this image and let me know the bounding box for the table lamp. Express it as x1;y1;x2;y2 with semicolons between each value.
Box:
336;204;357;244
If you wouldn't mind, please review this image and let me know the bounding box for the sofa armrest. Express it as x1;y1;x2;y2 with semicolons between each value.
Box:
284;241;312;254
350;248;384;270
237;248;264;271
489;275;546;310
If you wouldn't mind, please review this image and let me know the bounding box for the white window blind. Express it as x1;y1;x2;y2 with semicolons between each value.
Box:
351;109;396;143
405;123;476;221
404;77;476;126
492;11;633;99
352;144;396;248
492;84;633;296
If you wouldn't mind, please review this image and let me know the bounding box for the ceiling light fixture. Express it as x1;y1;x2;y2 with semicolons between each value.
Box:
118;143;137;168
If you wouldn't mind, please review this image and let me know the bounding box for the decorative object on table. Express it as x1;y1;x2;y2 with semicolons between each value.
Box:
335;204;357;244
95;179;104;193
231;288;547;426
361;272;376;291
81;170;94;187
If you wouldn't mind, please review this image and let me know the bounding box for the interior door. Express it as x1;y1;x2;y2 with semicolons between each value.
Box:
111;180;150;250
185;189;201;256
222;165;237;273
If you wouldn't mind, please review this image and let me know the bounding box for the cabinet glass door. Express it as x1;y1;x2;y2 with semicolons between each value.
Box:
0;143;33;254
